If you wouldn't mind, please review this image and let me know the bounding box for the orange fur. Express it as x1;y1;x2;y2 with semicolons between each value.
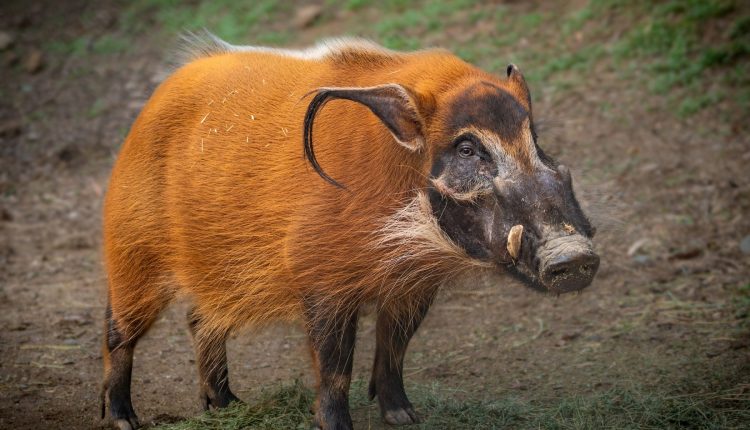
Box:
102;37;527;349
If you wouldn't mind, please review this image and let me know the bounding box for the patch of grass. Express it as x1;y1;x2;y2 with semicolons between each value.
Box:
343;0;371;11
534;46;605;81
44;33;130;58
375;10;423;38
519;12;544;30
677;90;723;117
509;0;750;117
734;283;750;322
608;0;749;112
153;380;750;430
110;0;748;122
562;6;594;36
92;34;130;54
154;381;313;430
368;0;485;50
379;34;422;51
45;36;91;56
255;31;291;47
121;0;285;42
87;99;107;119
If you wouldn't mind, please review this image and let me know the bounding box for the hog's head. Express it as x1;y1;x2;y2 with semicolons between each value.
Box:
423;65;599;293
303;63;598;294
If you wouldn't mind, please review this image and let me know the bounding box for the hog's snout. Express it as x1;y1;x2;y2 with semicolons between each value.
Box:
537;235;599;293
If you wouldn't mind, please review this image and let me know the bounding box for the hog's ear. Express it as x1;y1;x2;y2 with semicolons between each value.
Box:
307;84;426;150
506;64;532;113
303;83;427;188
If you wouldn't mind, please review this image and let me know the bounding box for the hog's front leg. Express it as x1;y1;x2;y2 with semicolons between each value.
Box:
304;301;358;430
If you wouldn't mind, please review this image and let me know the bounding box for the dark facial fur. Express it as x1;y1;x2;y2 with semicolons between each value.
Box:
428;82;595;291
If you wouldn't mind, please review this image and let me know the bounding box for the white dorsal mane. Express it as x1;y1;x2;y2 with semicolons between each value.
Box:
177;30;394;65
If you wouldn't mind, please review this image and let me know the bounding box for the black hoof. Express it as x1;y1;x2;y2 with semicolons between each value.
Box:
113;416;140;430
108;395;140;429
384;407;420;425
311;411;354;430
200;389;242;411
370;379;420;426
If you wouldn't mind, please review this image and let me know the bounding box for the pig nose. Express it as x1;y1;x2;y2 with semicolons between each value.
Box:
540;250;599;293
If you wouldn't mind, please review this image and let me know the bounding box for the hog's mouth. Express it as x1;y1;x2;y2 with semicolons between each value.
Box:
499;226;599;294
503;261;549;293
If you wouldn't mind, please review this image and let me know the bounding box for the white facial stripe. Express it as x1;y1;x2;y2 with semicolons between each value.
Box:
520;118;553;173
455;124;552;174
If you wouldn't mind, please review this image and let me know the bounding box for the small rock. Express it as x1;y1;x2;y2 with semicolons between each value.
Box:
633;254;650;265
669;247;702;260
151;414;184;425
705;349;722;358
293;4;323;29
151;69;169;84
639;163;660;174
60;314;93;326
57;145;80;163
0;31;14;50
25;126;40;141
730;338;750;350
627;238;652;256
0;207;12;221
740;235;750;255
64;235;93;250
4;51;19;67
127;100;145;111
0;119;22;137
24;49;43;74
95;10;117;29
12;15;32;29
10;322;30;331
0;244;13;266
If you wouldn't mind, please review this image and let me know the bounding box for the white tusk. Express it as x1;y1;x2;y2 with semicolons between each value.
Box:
507;224;524;260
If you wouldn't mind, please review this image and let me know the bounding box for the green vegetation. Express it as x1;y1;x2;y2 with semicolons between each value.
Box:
86;98;107;119
104;0;750;118
154;379;750;430
154;381;312;430
735;283;750;324
45;36;92;56
603;0;750;116
92;34;130;54
121;0;286;43
45;34;129;57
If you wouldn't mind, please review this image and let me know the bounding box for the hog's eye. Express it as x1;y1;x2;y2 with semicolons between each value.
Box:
457;141;475;158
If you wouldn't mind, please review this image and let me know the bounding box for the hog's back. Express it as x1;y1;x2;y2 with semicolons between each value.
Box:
103;53;332;323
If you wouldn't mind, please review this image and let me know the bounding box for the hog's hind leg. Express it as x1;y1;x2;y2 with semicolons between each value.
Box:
187;307;241;410
101;299;165;430
369;294;435;426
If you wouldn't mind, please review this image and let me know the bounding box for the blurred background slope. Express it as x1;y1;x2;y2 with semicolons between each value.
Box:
1;1;749;429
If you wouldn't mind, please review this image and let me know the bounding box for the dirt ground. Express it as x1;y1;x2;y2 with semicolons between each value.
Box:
1;1;749;429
